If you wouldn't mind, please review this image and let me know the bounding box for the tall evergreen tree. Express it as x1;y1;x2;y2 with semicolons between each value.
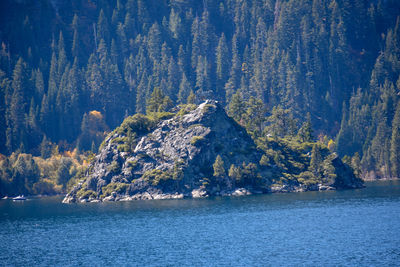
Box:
7;58;29;152
390;102;400;178
213;155;226;181
228;90;245;122
216;33;229;87
147;87;165;113
310;144;322;178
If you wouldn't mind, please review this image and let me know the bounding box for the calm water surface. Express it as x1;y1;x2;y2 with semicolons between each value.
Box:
1;180;400;266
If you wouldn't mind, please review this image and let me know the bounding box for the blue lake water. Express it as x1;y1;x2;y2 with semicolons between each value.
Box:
1;180;400;266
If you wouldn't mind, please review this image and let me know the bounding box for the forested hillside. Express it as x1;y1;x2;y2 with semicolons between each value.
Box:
0;0;400;181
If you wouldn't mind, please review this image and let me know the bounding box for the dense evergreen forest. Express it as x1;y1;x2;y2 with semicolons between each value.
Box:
1;0;400;196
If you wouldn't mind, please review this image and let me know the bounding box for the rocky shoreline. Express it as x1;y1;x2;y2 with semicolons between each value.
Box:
63;183;365;203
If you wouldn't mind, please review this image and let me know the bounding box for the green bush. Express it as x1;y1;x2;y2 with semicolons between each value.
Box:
112;136;128;144
177;104;197;116
297;171;318;185
115;114;156;136
107;161;121;173
67;165;87;191
142;169;172;186
117;144;130;152
76;188;97;199
149;112;175;121
101;182;129;198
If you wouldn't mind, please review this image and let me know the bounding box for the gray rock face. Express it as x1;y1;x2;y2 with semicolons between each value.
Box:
63;100;363;203
63;100;264;203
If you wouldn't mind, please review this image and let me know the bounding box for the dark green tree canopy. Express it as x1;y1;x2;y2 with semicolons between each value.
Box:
0;0;399;180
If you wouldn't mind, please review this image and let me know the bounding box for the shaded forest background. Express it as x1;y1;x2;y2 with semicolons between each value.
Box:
0;0;400;181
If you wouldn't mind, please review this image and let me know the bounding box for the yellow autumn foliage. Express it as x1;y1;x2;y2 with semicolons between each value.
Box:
89;110;103;119
327;139;335;151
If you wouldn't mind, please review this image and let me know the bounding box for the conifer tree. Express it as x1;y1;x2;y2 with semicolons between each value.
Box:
12;153;40;194
213;155;226;183
390;103;400;178
0;0;399;177
40;135;52;159
97;9;110;45
34;69;44;100
0;70;10;154
351;152;361;177
71;14;82;61
228;90;245;122
178;73;191;104
136;70;148;114
147;87;164;113
216;33;229;84
187;90;196;104
297;113;313;142
310;144;322;178
56;157;72;189
243;97;265;137
228;164;242;187
7;58;28;152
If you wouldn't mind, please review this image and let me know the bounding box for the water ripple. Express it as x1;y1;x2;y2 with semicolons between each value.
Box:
1;181;400;266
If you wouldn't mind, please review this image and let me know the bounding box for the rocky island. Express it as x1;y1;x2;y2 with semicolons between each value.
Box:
63;100;363;203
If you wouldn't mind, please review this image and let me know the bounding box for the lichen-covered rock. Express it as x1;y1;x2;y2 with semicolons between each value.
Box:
63;100;363;203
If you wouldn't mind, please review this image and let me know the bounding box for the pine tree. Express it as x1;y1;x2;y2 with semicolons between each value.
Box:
167;56;180;100
56;157;72;189
7;57;28;152
12;153;40;194
310;144;322;178
243;97;265;137
160;96;173;112
97;9;110;45
147;22;162;63
136;70;148;114
40;135;52;159
71;14;81;60
77;113;90;151
0;70;10;154
297;113;313;142
228;90;245;122
178;73;191;104
213;155;226;183
47;51;58;102
0;0;399;178
34;69;44;100
195;56;209;93
228;164;242;187
390;103;400;178
169;8;182;40
216;33;229;84
351;152;361;177
147;87;164;113
187;90;196;104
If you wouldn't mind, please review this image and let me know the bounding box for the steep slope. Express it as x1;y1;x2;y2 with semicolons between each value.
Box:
63;101;363;203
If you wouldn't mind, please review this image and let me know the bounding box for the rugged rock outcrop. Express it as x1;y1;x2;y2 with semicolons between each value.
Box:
63;100;363;203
